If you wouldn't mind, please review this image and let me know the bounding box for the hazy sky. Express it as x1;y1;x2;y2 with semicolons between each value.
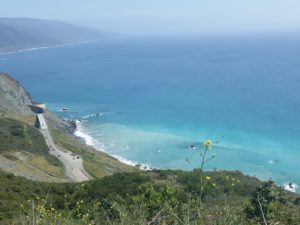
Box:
1;0;300;36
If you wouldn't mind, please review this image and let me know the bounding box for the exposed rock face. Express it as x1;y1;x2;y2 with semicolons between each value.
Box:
43;110;77;135
0;73;76;135
0;73;33;115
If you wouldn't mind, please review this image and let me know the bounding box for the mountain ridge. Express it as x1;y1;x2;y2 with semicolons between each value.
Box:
0;17;114;53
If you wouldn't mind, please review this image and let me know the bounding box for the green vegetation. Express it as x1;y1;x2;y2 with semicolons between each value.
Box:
0;170;299;224
0;117;66;181
0;117;45;154
0;117;61;167
0;112;134;182
0;170;67;222
49;127;136;178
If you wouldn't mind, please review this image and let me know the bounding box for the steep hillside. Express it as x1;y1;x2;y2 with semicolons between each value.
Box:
0;73;134;182
0;73;33;116
0;18;113;53
0;116;68;182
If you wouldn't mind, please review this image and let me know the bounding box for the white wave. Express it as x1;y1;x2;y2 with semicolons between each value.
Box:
110;154;153;170
82;114;95;119
74;120;97;146
122;145;130;150
0;39;99;56
82;113;103;119
58;109;69;112
73;120;155;171
283;182;298;193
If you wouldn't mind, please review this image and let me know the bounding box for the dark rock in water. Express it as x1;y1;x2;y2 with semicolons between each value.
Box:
135;164;147;170
96;113;103;117
190;144;196;150
134;164;152;170
68;120;77;129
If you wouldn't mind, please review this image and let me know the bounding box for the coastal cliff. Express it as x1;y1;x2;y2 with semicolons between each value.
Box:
0;73;134;181
0;73;33;115
0;72;76;132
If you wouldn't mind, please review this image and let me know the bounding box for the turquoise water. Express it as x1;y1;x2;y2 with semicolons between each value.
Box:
1;36;300;190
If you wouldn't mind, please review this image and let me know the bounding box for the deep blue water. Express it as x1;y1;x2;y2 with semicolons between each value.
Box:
1;36;300;190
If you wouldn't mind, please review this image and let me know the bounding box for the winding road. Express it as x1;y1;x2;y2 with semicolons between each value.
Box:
37;113;91;182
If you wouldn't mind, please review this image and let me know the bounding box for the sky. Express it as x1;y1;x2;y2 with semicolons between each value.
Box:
1;0;300;36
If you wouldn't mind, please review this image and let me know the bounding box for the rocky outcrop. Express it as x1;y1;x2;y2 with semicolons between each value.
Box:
0;72;77;134
0;73;33;116
43;110;77;135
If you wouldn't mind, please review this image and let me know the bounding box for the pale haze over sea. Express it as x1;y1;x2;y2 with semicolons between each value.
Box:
2;0;300;36
1;35;300;191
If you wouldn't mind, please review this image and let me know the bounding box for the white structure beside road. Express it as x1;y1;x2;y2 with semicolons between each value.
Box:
37;113;48;130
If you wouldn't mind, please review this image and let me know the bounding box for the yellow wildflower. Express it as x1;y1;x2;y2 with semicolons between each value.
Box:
206;176;211;180
203;140;213;149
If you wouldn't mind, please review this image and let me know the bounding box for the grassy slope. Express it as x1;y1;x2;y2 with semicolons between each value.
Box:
0;116;67;182
0;109;135;182
49;127;136;178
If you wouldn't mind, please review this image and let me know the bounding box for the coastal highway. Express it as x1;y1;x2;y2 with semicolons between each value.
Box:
37;114;91;182
37;114;47;129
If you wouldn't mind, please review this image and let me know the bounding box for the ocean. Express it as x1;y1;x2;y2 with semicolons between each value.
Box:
1;35;300;191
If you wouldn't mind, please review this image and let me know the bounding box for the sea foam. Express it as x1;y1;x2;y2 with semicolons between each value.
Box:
283;182;298;193
110;154;153;170
73;120;152;169
74;120;97;146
